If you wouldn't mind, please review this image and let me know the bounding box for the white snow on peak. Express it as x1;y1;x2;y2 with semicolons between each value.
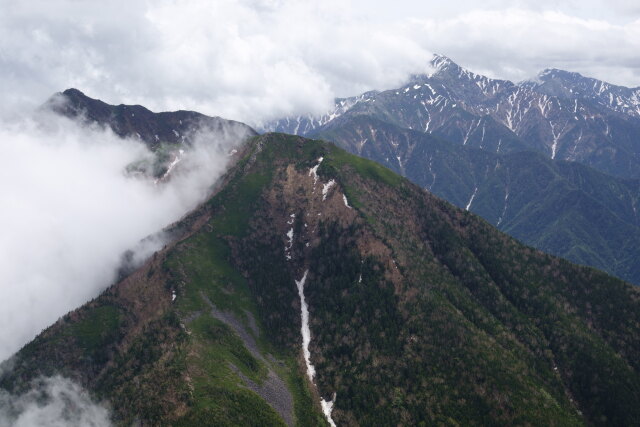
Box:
343;194;352;209
322;180;335;201
550;120;568;160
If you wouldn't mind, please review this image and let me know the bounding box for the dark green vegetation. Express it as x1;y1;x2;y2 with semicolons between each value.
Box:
3;134;640;426
312;115;640;286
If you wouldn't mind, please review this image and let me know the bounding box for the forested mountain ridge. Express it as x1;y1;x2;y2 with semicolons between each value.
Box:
312;114;640;286
2;132;640;426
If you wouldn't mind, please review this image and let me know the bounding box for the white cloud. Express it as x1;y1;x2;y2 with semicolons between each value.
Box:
0;0;431;124
0;376;111;427
406;8;640;86
0;111;249;362
2;0;639;124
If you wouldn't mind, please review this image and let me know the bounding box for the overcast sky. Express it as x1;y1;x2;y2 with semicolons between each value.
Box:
1;0;639;123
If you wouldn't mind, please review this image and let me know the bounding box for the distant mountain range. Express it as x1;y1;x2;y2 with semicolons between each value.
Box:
266;55;640;179
3;130;640;426
265;56;640;285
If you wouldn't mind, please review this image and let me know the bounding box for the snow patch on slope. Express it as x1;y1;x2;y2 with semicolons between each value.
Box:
343;194;352;209
321;396;337;427
295;270;315;381
295;270;337;427
466;187;478;211
284;214;295;261
309;157;323;186
322;180;335;201
154;149;185;184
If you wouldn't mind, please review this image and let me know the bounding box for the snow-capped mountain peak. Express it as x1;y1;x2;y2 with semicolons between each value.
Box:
265;57;640;179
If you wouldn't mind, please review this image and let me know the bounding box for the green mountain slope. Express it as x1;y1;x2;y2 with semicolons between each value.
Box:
312;115;640;285
2;134;640;426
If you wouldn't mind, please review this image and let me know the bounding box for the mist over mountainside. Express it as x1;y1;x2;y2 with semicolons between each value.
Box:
266;54;640;179
47;89;258;182
0;93;255;366
2;132;640;426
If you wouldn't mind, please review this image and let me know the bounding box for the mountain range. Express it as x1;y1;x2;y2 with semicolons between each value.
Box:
1;97;640;425
265;54;640;180
264;56;640;286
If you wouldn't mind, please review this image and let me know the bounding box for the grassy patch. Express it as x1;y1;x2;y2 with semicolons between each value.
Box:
282;359;328;427
169;232;254;318
211;171;272;236
175;387;287;427
324;144;403;188
190;314;268;384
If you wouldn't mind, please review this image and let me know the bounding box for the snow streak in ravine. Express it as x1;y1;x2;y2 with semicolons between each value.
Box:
295;270;337;426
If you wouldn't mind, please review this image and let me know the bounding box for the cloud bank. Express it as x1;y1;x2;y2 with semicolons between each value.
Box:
0;0;431;123
0;111;248;363
2;0;640;125
0;376;111;427
406;8;640;86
